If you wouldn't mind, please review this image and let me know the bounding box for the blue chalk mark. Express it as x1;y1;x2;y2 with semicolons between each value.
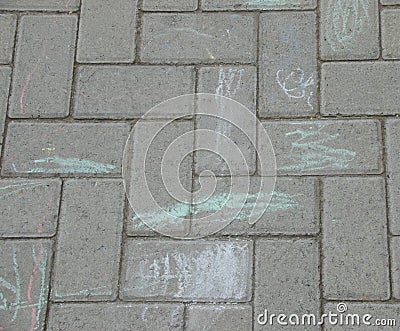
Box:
280;123;356;172
12;156;116;174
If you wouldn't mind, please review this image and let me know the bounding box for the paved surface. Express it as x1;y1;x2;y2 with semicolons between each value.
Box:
0;0;400;330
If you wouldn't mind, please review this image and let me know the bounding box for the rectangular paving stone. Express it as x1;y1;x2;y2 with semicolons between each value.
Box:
0;0;79;10
77;0;137;62
322;62;400;115
322;177;390;300
259;120;383;176
391;237;400;299
2;122;130;176
324;302;400;330
255;239;320;331
214;177;319;235
0;240;52;331
198;66;256;112
74;66;195;118
320;0;379;60
0;179;61;237
386;119;400;235
52;179;124;301
382;9;400;59
259;12;318;117
0;14;17;64
48;303;184;330
202;0;317;10
0;67;11;155
9;15;77;118
187;304;252;331
121;239;253;301
125;120;193;238
140;13;256;63
143;0;197;10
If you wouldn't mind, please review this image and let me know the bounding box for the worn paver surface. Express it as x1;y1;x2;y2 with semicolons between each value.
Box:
1;1;400;330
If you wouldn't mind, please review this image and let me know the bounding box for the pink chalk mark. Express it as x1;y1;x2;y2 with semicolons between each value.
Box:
26;196;51;330
20;63;39;115
65;0;71;9
27;243;43;331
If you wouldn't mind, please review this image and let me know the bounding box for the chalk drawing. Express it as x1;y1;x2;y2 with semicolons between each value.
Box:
11;156;116;174
276;68;315;100
325;0;370;50
280;123;357;172
130;190;301;230
275;23;315;110
0;243;48;330
128;243;250;299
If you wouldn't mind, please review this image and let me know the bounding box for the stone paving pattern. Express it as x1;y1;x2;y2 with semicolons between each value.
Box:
0;0;400;330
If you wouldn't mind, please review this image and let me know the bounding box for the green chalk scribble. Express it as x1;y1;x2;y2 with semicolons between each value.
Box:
11;156;116;174
280;122;356;172
130;190;300;230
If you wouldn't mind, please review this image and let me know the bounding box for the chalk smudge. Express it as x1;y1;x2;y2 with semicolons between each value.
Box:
126;243;250;299
214;68;244;171
280;123;357;172
325;0;370;50
12;156;116;174
130;190;301;230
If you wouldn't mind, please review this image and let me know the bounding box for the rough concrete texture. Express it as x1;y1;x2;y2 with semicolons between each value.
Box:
0;179;61;237
322;177;390;300
321;62;400;115
77;0;138;62
0;1;399;330
202;0;317;10
0;14;17;64
386;119;400;235
259;11;318;117
254;239;320;331
74;66;195;118
143;0;198;11
48;303;184;330
382;9;400;59
52;179;124;301
186;304;252;331
0;0;80;11
9;15;77;118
